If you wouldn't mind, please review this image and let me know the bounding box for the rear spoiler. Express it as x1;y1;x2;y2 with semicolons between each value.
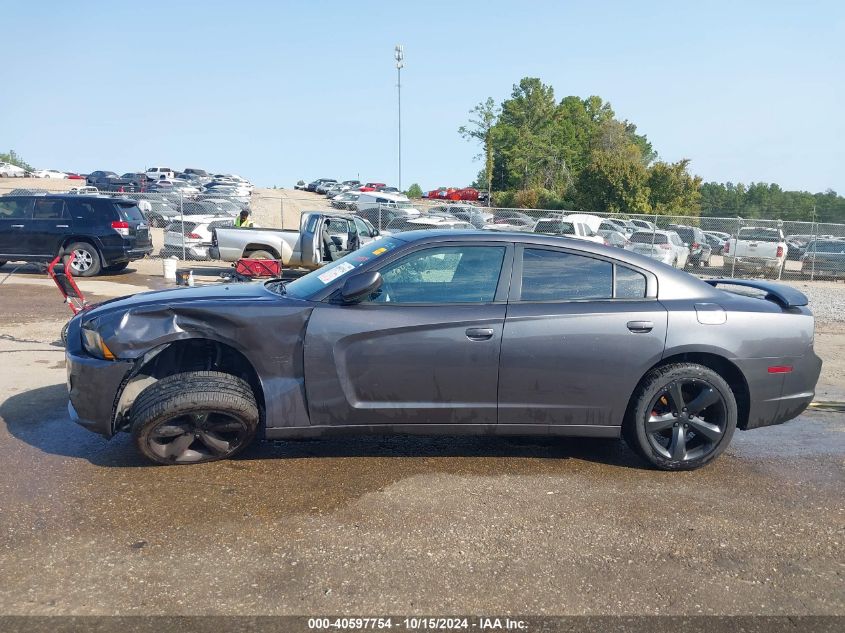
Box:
704;278;808;308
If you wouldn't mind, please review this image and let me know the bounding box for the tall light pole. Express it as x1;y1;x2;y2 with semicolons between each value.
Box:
394;44;404;191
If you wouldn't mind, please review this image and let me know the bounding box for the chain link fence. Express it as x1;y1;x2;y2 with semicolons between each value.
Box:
2;182;843;281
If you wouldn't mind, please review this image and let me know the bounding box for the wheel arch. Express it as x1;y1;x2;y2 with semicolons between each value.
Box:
243;243;282;259
626;351;751;430
113;337;267;434
60;236;105;263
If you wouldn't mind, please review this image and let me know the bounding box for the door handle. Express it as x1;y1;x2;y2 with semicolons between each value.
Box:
56;224;69;228
465;327;494;341
627;320;654;333
11;224;24;228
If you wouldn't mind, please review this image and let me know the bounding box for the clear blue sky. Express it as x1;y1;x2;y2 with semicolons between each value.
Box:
3;0;843;193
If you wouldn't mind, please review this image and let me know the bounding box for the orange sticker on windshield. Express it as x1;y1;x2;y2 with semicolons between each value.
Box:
373;247;387;255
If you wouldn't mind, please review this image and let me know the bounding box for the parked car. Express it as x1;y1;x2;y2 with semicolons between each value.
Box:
630;219;657;231
306;178;335;192
703;231;727;255
64;231;821;470
0;162;28;177
330;191;363;210
146;166;175;181
66;173;86;180
723;227;788;277
384;216;475;232
376;186;401;194
139;199;179;227
599;218;633;236
355;205;419;229
450;208;494;229
800;239;845;278
625;230;689;268
210;211;374;268
316;180;338;195
666;224;712;267
492;210;536;229
86;170;119;188
31;169;68;179
0;194;152;276
598;229;630;248
532;216;605;245
162;216;234;260
359;182;387;192
68;186;100;195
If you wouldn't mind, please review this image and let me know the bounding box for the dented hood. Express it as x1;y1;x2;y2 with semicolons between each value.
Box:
80;281;311;359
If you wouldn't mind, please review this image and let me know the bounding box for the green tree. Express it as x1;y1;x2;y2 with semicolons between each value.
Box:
406;183;423;198
458;97;500;197
646;159;702;215
575;142;651;213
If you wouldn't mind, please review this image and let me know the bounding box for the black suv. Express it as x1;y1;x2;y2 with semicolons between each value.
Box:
667;224;712;267
0;194;153;276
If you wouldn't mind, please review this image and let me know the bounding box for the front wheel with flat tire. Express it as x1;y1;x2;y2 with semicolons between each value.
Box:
623;363;737;470
131;371;259;465
64;241;101;277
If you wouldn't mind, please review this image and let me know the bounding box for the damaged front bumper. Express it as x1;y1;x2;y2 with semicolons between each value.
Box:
65;318;134;438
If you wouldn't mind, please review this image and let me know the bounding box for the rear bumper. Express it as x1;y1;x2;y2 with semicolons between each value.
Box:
741;350;823;430
724;255;780;270
101;244;153;265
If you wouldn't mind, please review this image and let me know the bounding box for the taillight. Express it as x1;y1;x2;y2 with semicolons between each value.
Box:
111;220;130;236
692;242;700;249
185;232;202;239
724;241;730;254
776;246;784;258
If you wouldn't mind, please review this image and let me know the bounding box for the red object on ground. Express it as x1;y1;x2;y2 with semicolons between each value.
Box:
48;253;89;315
234;258;282;278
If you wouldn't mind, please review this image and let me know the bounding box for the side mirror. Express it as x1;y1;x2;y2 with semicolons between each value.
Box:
340;271;382;304
372;228;380;236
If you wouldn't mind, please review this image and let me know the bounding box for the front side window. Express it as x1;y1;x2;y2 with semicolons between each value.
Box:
520;248;612;301
368;245;506;304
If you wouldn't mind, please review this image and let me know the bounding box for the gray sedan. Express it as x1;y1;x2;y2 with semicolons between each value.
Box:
65;231;821;470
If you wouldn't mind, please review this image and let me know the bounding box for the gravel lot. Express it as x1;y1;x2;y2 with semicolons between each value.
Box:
0;198;842;617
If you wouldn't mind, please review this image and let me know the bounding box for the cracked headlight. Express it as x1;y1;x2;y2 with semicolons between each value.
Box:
81;327;116;360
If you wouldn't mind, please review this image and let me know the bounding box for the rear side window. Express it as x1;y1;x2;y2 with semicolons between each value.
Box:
0;197;34;219
520;248;612;301
615;266;647;298
115;202;145;222
34;198;66;219
66;199;99;219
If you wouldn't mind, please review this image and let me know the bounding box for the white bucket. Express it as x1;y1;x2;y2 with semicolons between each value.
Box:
162;257;178;280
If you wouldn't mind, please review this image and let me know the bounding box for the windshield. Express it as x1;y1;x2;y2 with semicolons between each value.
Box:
283;237;403;299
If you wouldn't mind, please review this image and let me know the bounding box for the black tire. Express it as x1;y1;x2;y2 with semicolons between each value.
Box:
103;261;130;273
246;249;275;260
60;320;70;346
622;363;737;471
131;371;259;465
64;241;102;277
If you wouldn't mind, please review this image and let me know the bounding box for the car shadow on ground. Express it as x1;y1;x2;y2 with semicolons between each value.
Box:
0;383;648;470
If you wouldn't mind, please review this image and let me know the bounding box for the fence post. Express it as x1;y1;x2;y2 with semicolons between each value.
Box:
180;193;186;261
730;217;740;279
810;214;817;281
280;195;284;230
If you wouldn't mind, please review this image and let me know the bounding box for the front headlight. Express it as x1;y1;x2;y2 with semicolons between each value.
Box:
81;327;116;360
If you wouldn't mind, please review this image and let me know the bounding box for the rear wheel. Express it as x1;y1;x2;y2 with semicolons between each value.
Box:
131;371;259;465
64;241;102;277
623;363;737;470
246;249;275;260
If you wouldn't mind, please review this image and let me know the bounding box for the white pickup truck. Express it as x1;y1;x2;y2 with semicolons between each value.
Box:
723;226;788;277
209;211;380;269
532;214;606;245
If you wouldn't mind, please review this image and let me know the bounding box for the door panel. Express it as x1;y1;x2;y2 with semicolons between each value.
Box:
304;304;506;426
499;301;667;426
28;198;70;257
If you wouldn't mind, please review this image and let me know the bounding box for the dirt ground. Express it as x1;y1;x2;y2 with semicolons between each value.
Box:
0;257;843;617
